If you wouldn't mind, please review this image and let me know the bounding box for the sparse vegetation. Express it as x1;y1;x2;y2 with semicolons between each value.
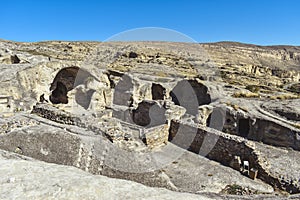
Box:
2;39;300;197
156;71;167;77
221;184;255;195
245;85;260;93
14;107;24;112
225;102;248;112
232;91;260;98
292;123;300;129
269;94;299;100
288;83;300;94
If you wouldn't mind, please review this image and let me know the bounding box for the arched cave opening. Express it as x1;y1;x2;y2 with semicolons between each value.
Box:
132;101;166;127
152;83;166;100
188;80;211;106
238;118;250;138
170;80;211;115
49;66;94;109
50;81;68;104
207;107;226;131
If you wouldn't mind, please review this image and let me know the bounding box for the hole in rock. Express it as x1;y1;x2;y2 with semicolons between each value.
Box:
208;107;226;131
128;52;138;58
238;118;250;138
106;70;124;89
50;66;91;92
132;101;166;127
11;55;21;64
132;101;154;126
152;83;166;100
49;66;94;107
50;81;68;104
188;80;211;106
170;80;211;115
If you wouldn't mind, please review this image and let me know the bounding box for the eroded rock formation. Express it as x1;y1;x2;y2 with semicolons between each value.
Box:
0;40;299;198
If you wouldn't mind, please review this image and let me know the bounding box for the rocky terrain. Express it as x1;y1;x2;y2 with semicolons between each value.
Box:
0;39;299;199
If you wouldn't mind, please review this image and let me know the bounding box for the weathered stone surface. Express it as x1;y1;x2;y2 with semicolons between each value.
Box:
0;149;214;200
262;100;300;122
0;39;300;198
168;119;300;193
197;105;213;125
0;110;274;195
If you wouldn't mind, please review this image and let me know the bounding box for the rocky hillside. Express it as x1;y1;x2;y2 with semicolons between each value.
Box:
0;39;299;199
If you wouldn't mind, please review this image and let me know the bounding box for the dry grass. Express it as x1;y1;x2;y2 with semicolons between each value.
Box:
225;102;248;112
245;85;260;93
293;123;300;129
232;91;260;98
269;94;299;100
155;71;167;77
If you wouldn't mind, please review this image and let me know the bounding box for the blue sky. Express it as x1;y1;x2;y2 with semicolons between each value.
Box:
0;0;300;45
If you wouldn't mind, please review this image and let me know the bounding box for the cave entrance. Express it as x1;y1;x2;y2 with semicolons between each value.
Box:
170;80;211;115
238;118;250;138
188;80;211;106
152;83;166;100
132;101;166;127
49;66;94;109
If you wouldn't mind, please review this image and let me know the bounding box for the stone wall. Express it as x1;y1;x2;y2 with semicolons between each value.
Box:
0;123;175;191
249;119;300;151
169;120;300;193
169;120;256;166
222;106;300;151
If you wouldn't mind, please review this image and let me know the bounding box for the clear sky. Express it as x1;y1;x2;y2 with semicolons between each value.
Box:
1;0;300;45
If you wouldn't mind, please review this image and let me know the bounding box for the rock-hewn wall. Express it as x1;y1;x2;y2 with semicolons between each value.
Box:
169;120;300;193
